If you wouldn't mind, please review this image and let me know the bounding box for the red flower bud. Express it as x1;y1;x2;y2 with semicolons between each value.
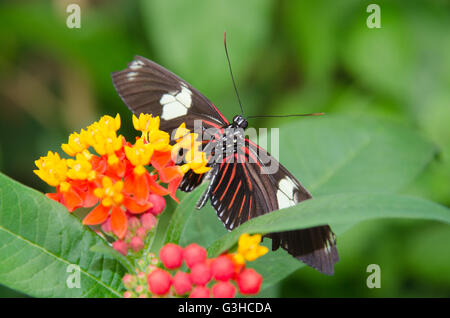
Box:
212;281;236;298
123;291;133;298
135;285;145;293
190;262;212;286
189;286;210;298
211;255;235;281
136;226;147;239
160;243;183;269
122;274;136;289
130;236;144;252
183;243;207;268
237;268;262;295
125;229;134;242
128;216;141;231
148;194;165;215
113;240;128;256
141;212;157;230
137;271;146;281
147;269;172;296
173;271;192;295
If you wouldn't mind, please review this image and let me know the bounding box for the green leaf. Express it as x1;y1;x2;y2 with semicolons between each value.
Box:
180;204;227;248
207;193;450;289
0;173;125;297
90;244;134;274
147;193;182;255
163;183;208;245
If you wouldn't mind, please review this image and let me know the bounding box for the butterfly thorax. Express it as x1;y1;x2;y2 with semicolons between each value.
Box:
203;127;245;165
231;115;248;129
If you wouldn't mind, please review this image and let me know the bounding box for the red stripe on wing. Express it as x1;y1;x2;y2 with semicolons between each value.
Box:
239;157;253;191
219;162;236;201
211;103;229;124
238;194;246;218
248;196;252;220
228;180;242;209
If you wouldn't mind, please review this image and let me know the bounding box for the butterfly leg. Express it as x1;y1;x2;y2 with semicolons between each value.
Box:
196;164;220;209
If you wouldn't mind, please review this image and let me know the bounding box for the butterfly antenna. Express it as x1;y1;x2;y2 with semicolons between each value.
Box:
247;112;325;119
224;32;245;116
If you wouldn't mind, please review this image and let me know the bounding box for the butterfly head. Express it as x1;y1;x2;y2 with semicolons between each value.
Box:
232;115;248;129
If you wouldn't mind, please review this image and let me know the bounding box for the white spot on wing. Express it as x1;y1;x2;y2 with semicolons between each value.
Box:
160;94;176;104
276;176;298;209
160;83;193;120
324;241;331;254
127;71;138;81
161;102;188;120
130;60;144;70
176;86;192;106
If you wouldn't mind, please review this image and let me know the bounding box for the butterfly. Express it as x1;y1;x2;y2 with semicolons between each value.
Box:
112;56;339;275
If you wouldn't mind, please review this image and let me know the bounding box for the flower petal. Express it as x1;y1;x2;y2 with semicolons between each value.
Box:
82;183;100;207
147;174;170;196
83;203;110;225
168;176;183;203
151;151;172;171
159;166;182;183
134;172;150;201
111;206;128;239
123;195;153;214
62;187;83;212
46;192;60;202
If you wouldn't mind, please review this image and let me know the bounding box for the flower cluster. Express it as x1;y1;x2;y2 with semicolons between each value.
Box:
34;113;209;254
122;233;268;298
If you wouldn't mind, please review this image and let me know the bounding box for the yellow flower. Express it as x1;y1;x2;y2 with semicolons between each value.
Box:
33;151;68;187
83;119;123;165
93;176;124;207
132;114;160;141
178;132;201;149
171;129;210;175
98;114;121;132
233;233;269;265
173;122;190;141
124;138;154;175
186;150;210;174
61;130;89;157
66;152;96;180
59;181;71;193
132;113;172;151
148;129;171;151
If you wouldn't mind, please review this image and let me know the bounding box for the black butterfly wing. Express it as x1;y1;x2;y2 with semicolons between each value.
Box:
179;169;206;192
208;139;339;275
112;56;229;133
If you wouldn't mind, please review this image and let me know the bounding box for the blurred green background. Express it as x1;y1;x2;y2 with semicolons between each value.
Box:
0;0;449;297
